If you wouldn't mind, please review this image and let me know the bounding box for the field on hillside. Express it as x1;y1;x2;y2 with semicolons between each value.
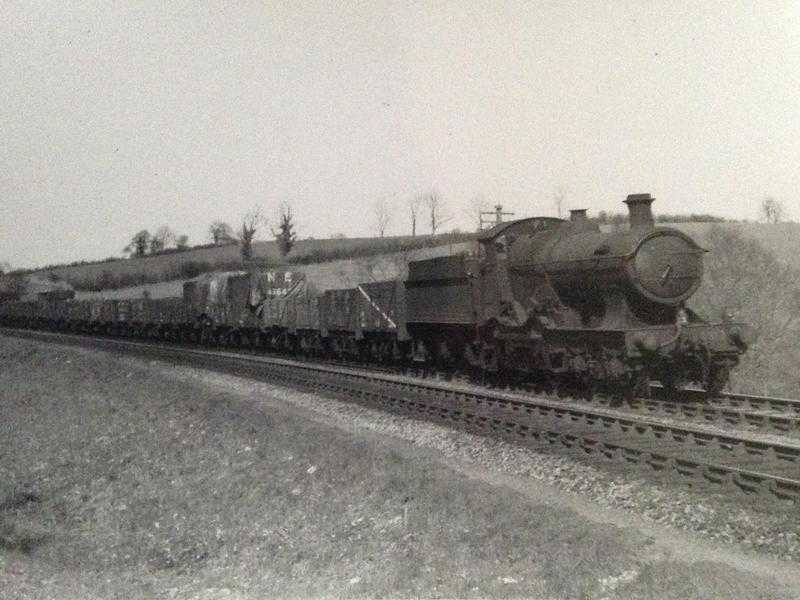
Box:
75;241;473;300
39;233;474;292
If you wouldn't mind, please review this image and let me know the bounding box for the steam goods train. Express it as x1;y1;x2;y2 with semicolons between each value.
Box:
0;194;750;396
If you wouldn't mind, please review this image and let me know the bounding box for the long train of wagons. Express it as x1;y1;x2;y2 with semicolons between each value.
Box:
0;194;751;396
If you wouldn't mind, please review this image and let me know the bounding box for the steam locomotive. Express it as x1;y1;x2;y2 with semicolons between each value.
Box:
402;193;749;395
0;194;750;396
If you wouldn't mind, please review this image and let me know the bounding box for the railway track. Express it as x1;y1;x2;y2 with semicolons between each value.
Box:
580;388;800;436
4;326;800;504
198;344;800;437
664;385;800;415
3;324;794;435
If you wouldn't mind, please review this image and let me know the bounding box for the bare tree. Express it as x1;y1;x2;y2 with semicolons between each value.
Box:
465;195;485;232
373;197;392;237
239;208;264;261
124;230;151;257
149;225;175;254
761;197;785;224
423;190;448;235
0;267;24;301
209;221;235;244
273;202;297;256
407;195;424;237
609;212;627;230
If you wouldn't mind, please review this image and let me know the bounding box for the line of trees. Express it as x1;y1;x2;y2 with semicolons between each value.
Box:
387;191;792;238
123;203;299;263
120;189;459;267
111;192;793;269
123;227;190;258
592;212;729;226
591;196;788;227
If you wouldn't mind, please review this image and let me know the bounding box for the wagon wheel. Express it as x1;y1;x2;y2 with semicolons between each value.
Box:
578;371;598;400
624;370;650;402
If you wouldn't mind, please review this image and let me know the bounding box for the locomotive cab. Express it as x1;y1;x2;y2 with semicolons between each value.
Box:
474;216;564;327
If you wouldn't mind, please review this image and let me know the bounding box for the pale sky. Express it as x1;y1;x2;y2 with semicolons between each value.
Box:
2;1;799;269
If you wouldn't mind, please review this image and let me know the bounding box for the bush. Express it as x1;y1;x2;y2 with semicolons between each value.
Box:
49;234;474;292
689;226;800;395
178;261;213;279
594;213;728;225
288;232;475;266
656;214;727;223
0;275;26;301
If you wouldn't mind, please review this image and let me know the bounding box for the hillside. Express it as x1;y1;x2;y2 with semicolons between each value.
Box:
74;241;474;300
11;219;800;308
667;221;800;271
34;221;800;287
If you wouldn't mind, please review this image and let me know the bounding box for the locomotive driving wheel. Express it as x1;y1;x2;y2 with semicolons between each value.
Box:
657;360;687;396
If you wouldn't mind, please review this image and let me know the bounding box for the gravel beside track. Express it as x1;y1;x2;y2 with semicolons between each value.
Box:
157;363;800;564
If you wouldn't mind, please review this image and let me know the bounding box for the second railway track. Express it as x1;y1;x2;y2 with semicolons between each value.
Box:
576;388;800;436
4;326;800;505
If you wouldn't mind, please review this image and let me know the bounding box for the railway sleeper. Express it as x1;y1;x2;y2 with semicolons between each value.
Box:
731;471;772;497
771;479;800;502
771;445;800;462
701;465;732;487
645;453;672;472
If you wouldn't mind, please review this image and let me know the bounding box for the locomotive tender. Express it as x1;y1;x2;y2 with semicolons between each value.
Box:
0;194;749;395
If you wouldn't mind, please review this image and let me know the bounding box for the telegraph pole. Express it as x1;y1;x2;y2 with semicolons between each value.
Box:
479;204;514;230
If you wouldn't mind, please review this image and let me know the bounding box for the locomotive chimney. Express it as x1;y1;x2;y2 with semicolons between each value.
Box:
624;193;655;230
569;208;594;232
